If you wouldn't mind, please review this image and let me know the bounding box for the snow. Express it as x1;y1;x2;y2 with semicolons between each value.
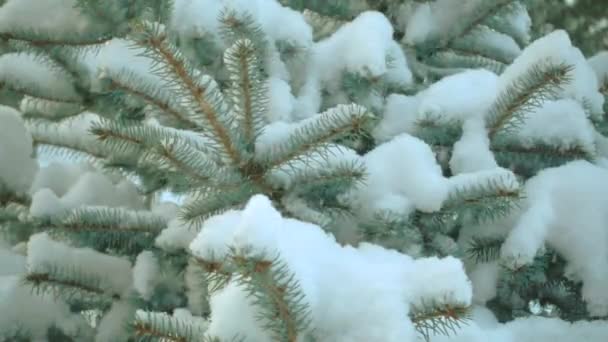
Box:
588;51;608;86
135;308;208;340
30;161;95;197
155;218;199;252
266;77;296;122
500;160;608;316
91;38;164;93
30;170;143;218
95;301;135;342
0;275;92;341
417;69;499;123
514;99;596;155
0;0;102;36
450;118;498;174
312;11;410;85
345;133;449;217
133;251;160;300
189;210;242;260
448;167;520;196
373;94;420;142
404;0;530;56
190;194;472;341
27;232;133;296
499;30;604;119
171;0;312;81
374;69;498;142
0;53;80;102
0;105;39;194
431;313;608;342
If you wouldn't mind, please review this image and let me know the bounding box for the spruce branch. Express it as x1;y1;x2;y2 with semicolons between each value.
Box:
258;104;372;169
486;61;573;138
231;251;311;342
436;0;516;51
148;137;240;187
467;236;504;263
180;185;259;226
107;75;196;129
133;311;210;342
286;159;367;196
130;21;241;165
301;8;346;41
194;256;234;293
219;10;268;61
224;39;268;150
410;302;472;342
47;207;167;255
440;178;523;225
24;266;119;309
0;31;114;47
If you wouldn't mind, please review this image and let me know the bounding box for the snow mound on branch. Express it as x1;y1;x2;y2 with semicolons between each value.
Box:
190;194;472;341
431;306;608;341
500;30;604;119
27;232;133;296
345;133;449;217
588;51;608;86
374;69;498;142
29;170;143;218
501;160;608;316
0;105;39;194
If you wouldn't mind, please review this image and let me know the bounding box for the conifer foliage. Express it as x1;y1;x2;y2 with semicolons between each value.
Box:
1;0;608;341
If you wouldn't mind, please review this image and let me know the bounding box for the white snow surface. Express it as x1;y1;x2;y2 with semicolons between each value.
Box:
374;69;498;142
588;51;608;86
499;30;604;119
27;232;133;296
345;133;449;217
30;169;143;218
0;53;80;102
133;251;160;300
155;217;199;252
0;106;39;194
501;160;608;316
0;0;102;36
190;194;472;341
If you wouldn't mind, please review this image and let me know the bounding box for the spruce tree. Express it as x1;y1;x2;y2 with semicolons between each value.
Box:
0;0;607;341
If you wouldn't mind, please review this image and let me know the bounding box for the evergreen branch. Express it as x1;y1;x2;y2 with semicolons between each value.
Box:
194;257;234;293
91;118;217;164
58;207;167;233
24;267;118;309
146;138;239;187
492;140;592;177
259;104;372;169
130;22;241;165
224;39;268;150
0;32;114;47
440;178;523;225
440;0;515;51
107;77;196;129
301;8;346;41
359;211;424;253
180;185;257;226
286;159;367;197
219;10;268;61
410;302;471;342
486;62;573;138
231;251;311;342
45;207;167;255
467;236;504;263
425;50;506;74
133;311;209;342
